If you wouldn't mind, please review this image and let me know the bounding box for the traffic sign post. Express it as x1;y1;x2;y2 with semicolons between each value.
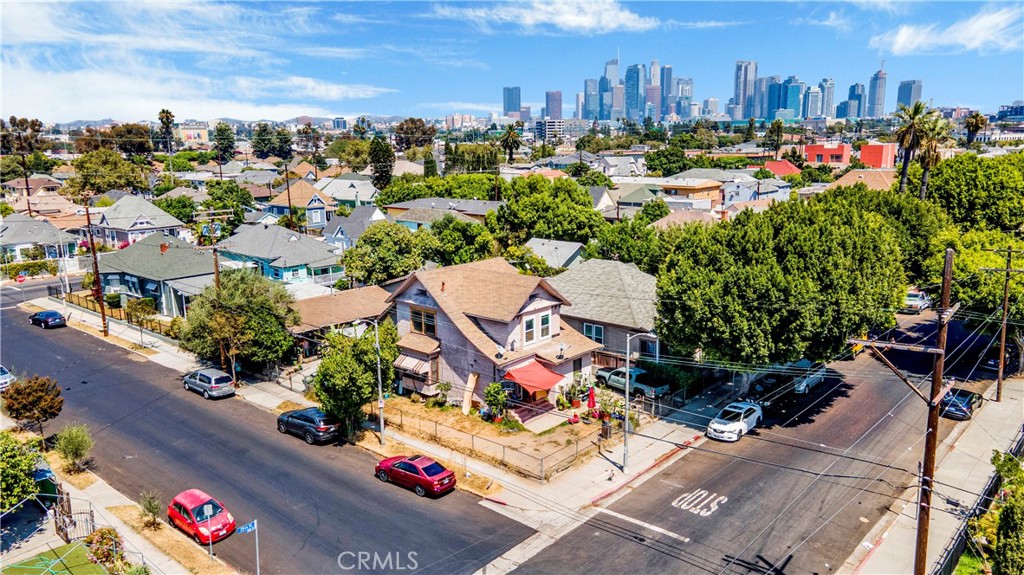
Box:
238;519;259;575
203;504;213;558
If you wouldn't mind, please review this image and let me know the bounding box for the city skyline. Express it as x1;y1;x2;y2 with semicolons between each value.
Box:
1;1;1021;123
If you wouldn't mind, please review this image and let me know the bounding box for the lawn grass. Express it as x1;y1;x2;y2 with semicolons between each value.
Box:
3;542;106;575
954;549;989;575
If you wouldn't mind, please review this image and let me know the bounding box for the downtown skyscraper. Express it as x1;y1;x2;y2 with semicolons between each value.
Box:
734;61;757;119
818;78;835;118
503;87;521;117
897;80;922;108
625;63;645;121
545;91;562;120
867;68;887;118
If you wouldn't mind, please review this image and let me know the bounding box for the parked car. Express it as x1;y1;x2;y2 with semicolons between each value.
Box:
901;290;931;314
28;310;66;329
594;367;670;399
183;368;235;399
981;344;1019;372
0;365;15;392
375;455;457;497
167;489;236;544
277;407;341;444
939;388;983;420
793;365;827;394
706;402;762;442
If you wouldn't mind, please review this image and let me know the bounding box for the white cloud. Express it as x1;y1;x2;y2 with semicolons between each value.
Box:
663;20;746;30
293;46;372;59
430;0;660;34
870;4;1023;55
234;76;396;101
848;0;910;15
793;11;851;32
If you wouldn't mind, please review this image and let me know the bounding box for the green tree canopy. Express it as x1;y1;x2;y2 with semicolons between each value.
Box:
65;150;145;200
325;137;370;170
342;221;422;286
445;143;499;175
179;270;298;368
1;376;64;441
213;122;236;163
577;170;613;188
415;214;497;267
110;123;153;158
394;118;437;151
913;152;1024;232
486;175;607;247
157;109;175;154
0;432;41;511
423;151;438;178
251;123;275;159
369;136;395;191
153;195;196;224
273;128;294;159
375;173;503;207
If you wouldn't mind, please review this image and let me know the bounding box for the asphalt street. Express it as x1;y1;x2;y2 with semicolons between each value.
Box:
1;280;534;575
516;311;996;575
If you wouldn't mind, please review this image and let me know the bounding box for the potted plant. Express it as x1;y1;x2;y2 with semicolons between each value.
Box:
484;382;507;424
570;381;583;409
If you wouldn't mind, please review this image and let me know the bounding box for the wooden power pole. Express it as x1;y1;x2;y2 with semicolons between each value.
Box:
982;247;1024;403
83;204;108;337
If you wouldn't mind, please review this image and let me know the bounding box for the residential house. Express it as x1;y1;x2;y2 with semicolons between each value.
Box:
98;234;218;317
314;174;379;208
243;211;279;226
93;195;184;248
587;187;615;211
660;179;723;208
859;143;898;169
387;258;601;416
290;161;319;181
217;223;343;285
382;198;503;224
319;165;351;178
545;259;659;368
649;210;717;229
534;152;600;170
0;213;78;261
236;170;278;187
1;175;63;200
524;238;585;270
9;194;75;217
393;208;476;231
670;168;755;184
322;206;386;251
804;143;852;167
360;159;424;178
826;169;897;192
719;198;776;220
720;178;791;207
50;164;77;182
758;159;802;177
161;186;210;203
239;182;275;203
598;155;647;177
288;285;392;357
266;180;337;230
89;190;134;207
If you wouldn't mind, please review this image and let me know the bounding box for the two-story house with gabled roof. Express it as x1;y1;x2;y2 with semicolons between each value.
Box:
387;258;600;421
93;195;184;248
265;179;337;230
217;223;343;285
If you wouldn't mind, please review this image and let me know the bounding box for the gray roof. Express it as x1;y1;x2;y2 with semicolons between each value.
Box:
161;186;210;203
98;234;215;281
0;213;78;247
236;170;278;185
218;224;341;269
393;207;476;225
546;259;656;331
165;274;217;296
537;152;598;168
323;206;382;241
89;189;133;206
97;195;184;231
313;177;379;203
384;197;503;217
587;186;610;208
671;168;755;183
524;238;584;269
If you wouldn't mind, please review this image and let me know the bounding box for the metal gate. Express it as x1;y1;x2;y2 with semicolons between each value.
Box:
53;484;95;543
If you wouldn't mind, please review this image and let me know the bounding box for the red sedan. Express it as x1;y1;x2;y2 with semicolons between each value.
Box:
375;455;457;497
167;489;236;544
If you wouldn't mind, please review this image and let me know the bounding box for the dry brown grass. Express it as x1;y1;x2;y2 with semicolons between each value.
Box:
273;400;309;414
18;303;46;313
66;321;159;356
354;432;502;499
109;505;237;575
44;451;98;490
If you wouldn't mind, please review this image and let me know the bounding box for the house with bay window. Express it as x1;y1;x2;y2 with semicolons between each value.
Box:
216;223;343;285
92;195;184;248
386;258;600;423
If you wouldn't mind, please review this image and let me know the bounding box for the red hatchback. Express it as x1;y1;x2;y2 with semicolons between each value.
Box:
375;455;457;497
167;489;236;544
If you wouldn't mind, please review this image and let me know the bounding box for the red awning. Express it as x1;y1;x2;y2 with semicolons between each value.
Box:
504;361;564;394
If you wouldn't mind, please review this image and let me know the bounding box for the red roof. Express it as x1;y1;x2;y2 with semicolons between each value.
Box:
763;160;801;177
504;361;563;394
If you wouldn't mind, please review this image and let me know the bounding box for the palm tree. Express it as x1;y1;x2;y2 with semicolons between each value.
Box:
964;111;988;145
498;122;523;164
917;115;953;200
893;101;931;195
158;108;175;154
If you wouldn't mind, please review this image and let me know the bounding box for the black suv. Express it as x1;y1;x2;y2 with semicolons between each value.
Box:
277;407;341;444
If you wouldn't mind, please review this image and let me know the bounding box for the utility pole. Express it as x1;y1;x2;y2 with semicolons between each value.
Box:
20;153;34;217
982;247;1024;403
83;204;109;336
284;175;294;230
196;209;230;370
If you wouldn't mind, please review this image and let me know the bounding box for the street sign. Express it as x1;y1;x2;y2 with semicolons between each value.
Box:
238;520;256;534
15;275;26;284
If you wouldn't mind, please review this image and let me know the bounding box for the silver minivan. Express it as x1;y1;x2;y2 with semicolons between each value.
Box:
183;368;235;399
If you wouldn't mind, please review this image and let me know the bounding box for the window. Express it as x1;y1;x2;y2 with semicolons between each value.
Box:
830;154;843;163
291;269;300;278
411;308;436;336
573;358;583;373
815;154;824;162
583;323;604;344
524;318;536;343
640;339;658;358
540;314;551;338
430;357;440;385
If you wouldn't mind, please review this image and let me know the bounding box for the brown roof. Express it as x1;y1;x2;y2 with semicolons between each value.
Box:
10;195;74;215
268;180;333;208
531;169;568;180
1;178;63;195
289;285;391;333
397;333;441;356
827;169;897;192
290;161;317;177
239;182;275;199
320;165;351;178
650;210;717;229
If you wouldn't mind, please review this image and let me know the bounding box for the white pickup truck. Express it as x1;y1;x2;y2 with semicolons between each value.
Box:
595;367;670;399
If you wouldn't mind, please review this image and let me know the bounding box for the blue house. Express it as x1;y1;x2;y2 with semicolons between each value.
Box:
217;223;343;285
265;179;336;230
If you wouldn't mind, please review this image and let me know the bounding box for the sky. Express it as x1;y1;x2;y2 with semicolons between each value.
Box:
2;1;1022;124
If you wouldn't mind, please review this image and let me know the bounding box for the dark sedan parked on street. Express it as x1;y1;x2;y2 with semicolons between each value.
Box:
939;388;983;420
277;407;341;444
29;310;66;329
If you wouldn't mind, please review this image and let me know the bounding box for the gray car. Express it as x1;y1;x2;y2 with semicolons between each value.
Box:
183;368;235;399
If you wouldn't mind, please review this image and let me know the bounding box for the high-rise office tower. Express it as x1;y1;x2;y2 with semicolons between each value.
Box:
703;98;719;116
645;85;662;122
625;64;644;121
503;87;521;117
897;80;922;109
660;65;674;117
867;68;887;118
734;61;758;119
848;83;865;118
584;79;599;120
612;85;625;120
575;92;585;120
519;106;531;122
756;76;781;119
819;78;835;118
677;78;693;99
781;76;803;118
599;58;619;121
650;59;660;87
546;91;562;120
803;86;822;118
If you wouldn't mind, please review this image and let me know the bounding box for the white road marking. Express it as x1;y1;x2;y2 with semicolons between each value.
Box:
597;508;691;543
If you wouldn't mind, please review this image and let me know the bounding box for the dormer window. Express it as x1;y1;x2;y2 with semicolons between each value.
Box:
540;313;550;338
524;318;536;343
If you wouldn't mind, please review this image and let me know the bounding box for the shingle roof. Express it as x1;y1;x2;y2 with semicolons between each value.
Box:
545;259;656;331
218;224;340;269
763;160;802;177
313;177;379;204
0;213;78;247
161;187;210;203
268;180;334;208
323;205;382;240
289;285;391;333
525;238;584;269
98;233;215;281
97;195;184;230
587;186;610;208
671;168;754;183
383;198;503;217
394;207;476;225
827;169;897;191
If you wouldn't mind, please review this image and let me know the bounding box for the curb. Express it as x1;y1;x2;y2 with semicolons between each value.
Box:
589;433;704;506
484;497;509;506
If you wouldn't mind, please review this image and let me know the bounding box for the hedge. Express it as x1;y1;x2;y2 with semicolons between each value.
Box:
1;260;57;279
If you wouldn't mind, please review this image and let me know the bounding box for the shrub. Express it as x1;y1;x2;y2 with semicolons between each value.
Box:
105;293;122;309
483;382;507;417
498;418;525;432
166;316;185;339
410;392;423;404
122;563;152;575
637;359;700;393
139;491;162;530
84;526;123;568
54;423;93;473
0;260;57;279
81;271;96;291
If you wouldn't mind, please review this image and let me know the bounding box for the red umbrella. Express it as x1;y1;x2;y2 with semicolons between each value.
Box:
587;386;597;410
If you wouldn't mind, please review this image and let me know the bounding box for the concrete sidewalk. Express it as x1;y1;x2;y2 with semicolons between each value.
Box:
844;377;1024;574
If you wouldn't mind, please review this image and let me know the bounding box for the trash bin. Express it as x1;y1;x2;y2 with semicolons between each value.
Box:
33;468;57;507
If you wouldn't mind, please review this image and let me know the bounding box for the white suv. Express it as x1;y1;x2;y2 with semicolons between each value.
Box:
902;290;931;314
706;402;762;442
0;365;16;392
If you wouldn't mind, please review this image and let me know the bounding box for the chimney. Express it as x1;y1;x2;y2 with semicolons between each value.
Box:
441;281;446;293
160;242;169;254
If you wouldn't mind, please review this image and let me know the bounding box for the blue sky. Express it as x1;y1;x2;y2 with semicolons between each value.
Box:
2;1;1021;124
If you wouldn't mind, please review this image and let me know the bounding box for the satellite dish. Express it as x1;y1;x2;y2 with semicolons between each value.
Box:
495;344;505;359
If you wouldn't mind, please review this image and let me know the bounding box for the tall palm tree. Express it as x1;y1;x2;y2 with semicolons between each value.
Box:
893;101;931;195
964;111;988;145
498;122;523;164
917;115;953;200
